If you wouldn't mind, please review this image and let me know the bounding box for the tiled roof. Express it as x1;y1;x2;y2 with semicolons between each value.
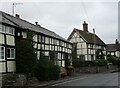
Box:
68;28;106;46
0;11;68;42
106;44;120;52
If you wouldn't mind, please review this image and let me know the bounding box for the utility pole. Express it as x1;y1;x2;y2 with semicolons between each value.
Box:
12;3;23;16
93;28;96;60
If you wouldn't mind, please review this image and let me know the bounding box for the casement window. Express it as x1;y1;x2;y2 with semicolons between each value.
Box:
38;35;42;42
41;36;45;43
22;32;27;38
1;25;15;35
7;48;15;59
0;46;5;60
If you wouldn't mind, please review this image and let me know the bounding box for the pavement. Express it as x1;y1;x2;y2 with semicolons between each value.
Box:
26;73;91;87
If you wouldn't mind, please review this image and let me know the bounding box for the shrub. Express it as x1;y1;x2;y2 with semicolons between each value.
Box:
107;55;118;65
97;60;107;66
33;56;60;81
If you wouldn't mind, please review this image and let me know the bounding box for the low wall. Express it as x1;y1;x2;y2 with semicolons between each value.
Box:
2;73;27;87
74;65;118;73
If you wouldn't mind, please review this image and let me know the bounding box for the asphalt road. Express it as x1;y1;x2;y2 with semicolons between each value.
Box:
51;72;119;87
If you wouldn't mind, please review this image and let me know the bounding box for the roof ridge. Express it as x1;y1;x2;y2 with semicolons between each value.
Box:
0;10;68;42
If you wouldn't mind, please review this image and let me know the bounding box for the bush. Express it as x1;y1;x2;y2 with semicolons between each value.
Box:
107;55;118;65
33;56;60;81
97;60;107;66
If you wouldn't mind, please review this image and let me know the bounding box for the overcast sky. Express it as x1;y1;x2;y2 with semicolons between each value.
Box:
0;0;119;44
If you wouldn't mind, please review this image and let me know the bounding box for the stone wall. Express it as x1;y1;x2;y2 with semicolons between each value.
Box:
74;65;118;73
2;73;27;87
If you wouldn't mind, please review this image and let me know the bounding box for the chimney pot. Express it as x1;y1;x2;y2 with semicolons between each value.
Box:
83;21;88;32
115;39;119;44
15;14;20;19
35;22;38;25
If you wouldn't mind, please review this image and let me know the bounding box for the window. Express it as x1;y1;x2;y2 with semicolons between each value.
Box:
2;25;6;33
38;35;42;42
1;25;15;35
9;27;15;34
7;48;15;59
41;36;45;43
22;32;27;38
0;46;5;60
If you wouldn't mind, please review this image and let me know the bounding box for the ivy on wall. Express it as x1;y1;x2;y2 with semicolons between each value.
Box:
16;31;37;75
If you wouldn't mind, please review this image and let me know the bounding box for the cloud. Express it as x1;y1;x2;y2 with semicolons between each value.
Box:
1;2;118;44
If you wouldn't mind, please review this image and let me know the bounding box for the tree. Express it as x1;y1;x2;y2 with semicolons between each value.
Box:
16;31;37;76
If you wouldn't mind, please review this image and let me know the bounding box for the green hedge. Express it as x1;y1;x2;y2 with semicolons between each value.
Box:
33;57;60;81
97;60;107;66
73;58;107;67
107;55;118;65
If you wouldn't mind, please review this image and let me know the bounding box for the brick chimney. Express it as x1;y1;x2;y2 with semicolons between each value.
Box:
15;14;20;19
115;39;119;44
83;21;88;32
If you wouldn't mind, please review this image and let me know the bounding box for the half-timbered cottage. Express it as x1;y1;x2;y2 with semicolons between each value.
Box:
106;39;120;57
0;11;72;73
67;21;106;61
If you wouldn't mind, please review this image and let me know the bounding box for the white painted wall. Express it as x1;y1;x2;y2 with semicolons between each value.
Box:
45;37;49;44
0;62;6;73
7;61;16;72
0;34;4;44
6;35;15;46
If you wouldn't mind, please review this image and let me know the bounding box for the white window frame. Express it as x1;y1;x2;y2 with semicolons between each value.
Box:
7;48;15;59
22;32;27;38
1;25;15;35
0;46;5;61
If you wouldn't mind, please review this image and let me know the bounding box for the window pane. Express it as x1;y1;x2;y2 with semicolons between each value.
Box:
7;48;15;59
11;49;15;58
6;26;9;34
38;35;41;42
41;36;45;43
0;46;5;60
10;28;15;35
2;25;6;33
7;49;10;58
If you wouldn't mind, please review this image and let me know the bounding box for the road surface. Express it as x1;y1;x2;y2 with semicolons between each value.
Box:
51;72;119;87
